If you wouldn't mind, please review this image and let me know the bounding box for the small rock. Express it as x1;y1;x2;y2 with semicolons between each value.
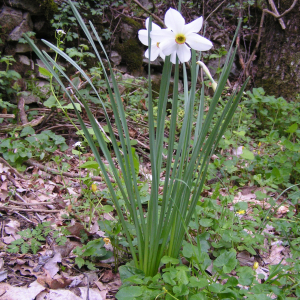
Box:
110;51;122;66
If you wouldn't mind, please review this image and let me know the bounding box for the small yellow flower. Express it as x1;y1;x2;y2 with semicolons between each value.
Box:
253;262;259;270
103;238;111;245
258;142;261;147
91;184;97;192
257;150;260;155
237;210;245;215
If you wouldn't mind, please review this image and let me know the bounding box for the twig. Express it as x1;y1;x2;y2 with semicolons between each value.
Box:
205;0;226;22
1;206;61;213
25;159;106;182
14;192;28;203
0;114;15;119
13;211;37;224
245;0;298;72
0;115;44;133
0;157;26;179
268;0;286;29
17;96;28;124
9;200;57;206
132;0;165;27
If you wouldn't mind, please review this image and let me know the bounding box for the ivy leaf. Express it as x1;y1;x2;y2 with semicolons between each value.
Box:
199;218;213;227
214;249;237;273
176;269;189;285
161;256;179;265
115;286;143;300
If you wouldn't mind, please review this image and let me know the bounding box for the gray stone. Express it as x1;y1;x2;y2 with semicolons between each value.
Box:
36;80;50;95
0;7;22;40
139;0;153;11
110;51;122;66
8;12;33;41
18;55;30;66
120;23;136;41
17;55;34;69
7;0;42;15
11;91;40;104
143;57;162;67
34;20;45;32
15;43;32;53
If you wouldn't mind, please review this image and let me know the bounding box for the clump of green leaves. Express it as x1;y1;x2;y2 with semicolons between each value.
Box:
0;127;68;169
0;55;21;100
73;238;113;270
7;222;69;254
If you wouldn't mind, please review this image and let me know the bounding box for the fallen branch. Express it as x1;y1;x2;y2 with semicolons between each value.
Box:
0;115;44;133
132;0;165;27
245;0;298;73
0;157;26;180
0;114;15;119
9;200;57;206
25;159;106;182
0;206;61;213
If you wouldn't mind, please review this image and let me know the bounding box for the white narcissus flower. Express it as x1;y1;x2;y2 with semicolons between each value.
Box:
151;8;213;64
56;29;66;35
138;18;165;61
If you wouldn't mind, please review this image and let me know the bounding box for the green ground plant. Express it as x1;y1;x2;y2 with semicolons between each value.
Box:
7;222;68;254
24;0;248;278
0;127;68;170
16;0;300;298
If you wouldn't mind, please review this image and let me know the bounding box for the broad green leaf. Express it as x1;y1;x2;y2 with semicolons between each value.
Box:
214;249;237;273
286;123;297;133
199;218;213;227
241;147;254;160
173;284;189;297
188;277;208;288
39;66;52;77
115;286;143;300
161;256;179;265
75;257;85;268
20;126;35;137
118;265;144;282
208;282;224;293
44;96;57;108
79;161;99;169
162;272;176;285
102;205;114;213
62;102;82;112
176;269;189;285
233;130;246;137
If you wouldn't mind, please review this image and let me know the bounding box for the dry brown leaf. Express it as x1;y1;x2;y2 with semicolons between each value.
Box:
100;269;114;283
236;251;254;267
265;244;286;265
0;280;45;300
44;252;62;278
36;287;103;300
37;271;72;289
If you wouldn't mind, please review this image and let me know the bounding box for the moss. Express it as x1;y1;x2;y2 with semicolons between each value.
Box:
117;39;143;72
122;17;142;30
33;0;58;19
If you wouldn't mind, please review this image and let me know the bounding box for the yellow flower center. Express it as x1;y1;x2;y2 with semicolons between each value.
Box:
103;238;111;245
175;33;186;44
156;42;160;48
